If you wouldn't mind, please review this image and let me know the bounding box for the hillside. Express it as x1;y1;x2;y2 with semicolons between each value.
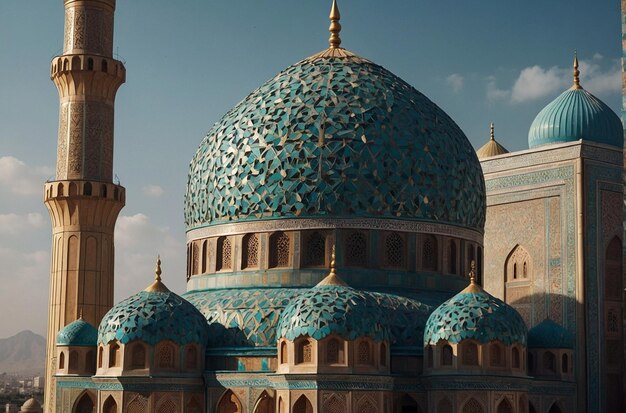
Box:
0;330;45;376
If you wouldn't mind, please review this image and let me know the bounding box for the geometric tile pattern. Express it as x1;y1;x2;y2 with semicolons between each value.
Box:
424;288;527;346
98;290;209;346
184;287;438;348
185;55;485;231
527;318;574;349
276;284;391;342
56;318;98;347
528;87;622;149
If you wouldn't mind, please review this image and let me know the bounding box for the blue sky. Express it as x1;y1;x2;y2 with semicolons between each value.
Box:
0;0;622;337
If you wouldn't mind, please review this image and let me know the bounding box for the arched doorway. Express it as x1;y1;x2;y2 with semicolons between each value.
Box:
253;391;275;413
292;395;313;413
73;392;95;413
396;394;419;413
102;396;117;413
217;389;243;413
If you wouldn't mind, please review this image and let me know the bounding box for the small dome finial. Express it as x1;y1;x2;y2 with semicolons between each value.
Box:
329;0;342;49
317;243;348;286
490;122;495;141
572;50;581;90
469;260;477;284
155;254;162;282
144;254;169;293
78;307;83;319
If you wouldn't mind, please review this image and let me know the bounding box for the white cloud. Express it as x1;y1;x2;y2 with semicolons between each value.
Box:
446;73;464;93
486;76;510;102
511;65;567;103
579;59;621;95
0;156;53;196
0;213;45;234
142;184;164;197
115;213;185;299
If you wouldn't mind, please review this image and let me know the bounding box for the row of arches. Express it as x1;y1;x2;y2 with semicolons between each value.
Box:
187;230;482;279
426;341;525;372
73;392;202;413
96;340;201;373
45;181;123;201
52;55;122;77
278;337;387;370
436;396;563;413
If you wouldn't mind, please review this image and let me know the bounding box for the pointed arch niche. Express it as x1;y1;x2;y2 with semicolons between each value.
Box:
253;391;275;413
504;245;532;307
73;391;95;413
217;389;243;413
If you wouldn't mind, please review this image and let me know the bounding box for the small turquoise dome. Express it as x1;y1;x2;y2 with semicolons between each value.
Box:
424;281;527;346
528;319;574;349
528;86;622;149
276;273;390;342
56;318;97;347
98;277;208;346
185;52;485;232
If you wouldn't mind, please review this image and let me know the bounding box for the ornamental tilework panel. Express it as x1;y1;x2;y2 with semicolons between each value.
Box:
98;291;208;346
185;55;485;231
184;288;442;347
424;290;527;346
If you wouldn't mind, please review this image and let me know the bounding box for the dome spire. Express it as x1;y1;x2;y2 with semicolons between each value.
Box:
462;260;482;293
329;0;342;49
572;51;581;90
490;122;495;141
145;255;170;292
317;244;348;286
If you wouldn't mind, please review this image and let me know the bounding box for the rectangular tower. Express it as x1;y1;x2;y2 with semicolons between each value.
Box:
43;1;125;411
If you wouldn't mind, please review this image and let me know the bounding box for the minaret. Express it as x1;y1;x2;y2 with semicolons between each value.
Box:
43;0;125;411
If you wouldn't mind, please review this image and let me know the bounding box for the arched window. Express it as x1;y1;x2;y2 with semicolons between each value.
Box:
296;339;312;364
357;340;371;364
192;242;200;275
512;347;520;368
85;350;95;371
87;58;94;70
280;341;288;364
217;390;242;413
201;240;208;273
98;346;103;368
242;233;259;269
68;350;79;372
156;398;176;413
157;342;175;369
83;182;92;196
131;344;145;369
100;184;107;198
462;398;483;413
59;352;65;369
448;240;457;274
69;182;78;196
561;353;568;373
101;59;108;73
326;338;341;364
292;395;313;413
441;344;453;366
253;391;274;413
269;232;290;268
322;394;346;413
497;399;513;413
74;392;95;413
303;231;326;267
63;58;69;71
385;232;405;268
543;351;556;373
489;343;503;367
422;235;437;271
380;342;387;366
185;345;198;369
345;231;368;266
71;56;80;70
109;342;120;367
216;236;232;271
462;342;478;366
57;182;64;197
505;245;532;282
103;396;117;413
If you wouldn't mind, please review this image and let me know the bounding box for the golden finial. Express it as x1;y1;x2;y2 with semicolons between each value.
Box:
317;244;348;286
469;260;476;284
144;254;169;292
572;51;581;90
78;307;83;319
329;0;342;49
490;122;495;141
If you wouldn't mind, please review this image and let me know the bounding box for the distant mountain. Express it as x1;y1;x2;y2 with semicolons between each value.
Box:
0;330;45;376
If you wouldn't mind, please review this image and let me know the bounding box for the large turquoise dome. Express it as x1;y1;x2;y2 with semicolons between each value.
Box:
424;281;527;347
185;52;485;232
528;86;622;149
527;319;574;349
98;276;208;346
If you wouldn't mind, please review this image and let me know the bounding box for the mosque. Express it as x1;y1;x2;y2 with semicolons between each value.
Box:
31;1;624;413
